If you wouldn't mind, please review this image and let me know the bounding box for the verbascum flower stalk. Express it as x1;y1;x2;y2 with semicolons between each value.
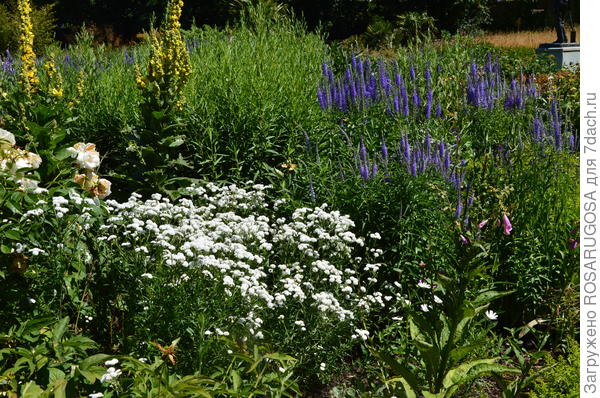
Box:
137;0;192;112
17;0;39;96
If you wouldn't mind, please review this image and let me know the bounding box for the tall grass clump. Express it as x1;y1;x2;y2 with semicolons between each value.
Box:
182;3;328;182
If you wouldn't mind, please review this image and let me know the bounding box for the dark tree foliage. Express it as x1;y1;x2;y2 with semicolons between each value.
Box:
26;0;580;44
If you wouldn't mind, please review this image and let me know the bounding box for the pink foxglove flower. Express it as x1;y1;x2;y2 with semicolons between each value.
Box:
502;215;512;235
478;219;489;229
568;238;578;250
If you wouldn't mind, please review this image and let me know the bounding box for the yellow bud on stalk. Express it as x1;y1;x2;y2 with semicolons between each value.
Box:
17;0;39;96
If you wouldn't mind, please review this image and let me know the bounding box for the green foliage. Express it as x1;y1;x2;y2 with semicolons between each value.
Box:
0;316;105;396
529;338;579;398
394;12;438;46
374;272;518;397
0;1;57;54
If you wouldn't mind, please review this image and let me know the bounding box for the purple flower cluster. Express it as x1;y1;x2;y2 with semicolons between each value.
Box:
466;55;537;111
354;132;464;191
317;56;442;119
1;49;15;76
532;99;577;152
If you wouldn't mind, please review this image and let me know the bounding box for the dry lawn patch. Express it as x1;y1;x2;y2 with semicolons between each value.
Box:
477;27;579;48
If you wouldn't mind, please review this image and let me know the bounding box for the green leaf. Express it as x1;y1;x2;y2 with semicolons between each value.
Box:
447;343;483;368
472;290;515;307
54;148;72;161
386;377;418;398
49;377;68;398
231;369;241;391
48;368;65;384
372;349;421;393
20;381;44;398
51;317;69;345
3;230;21;240
1;244;11;254
80;354;111;371
442;358;519;391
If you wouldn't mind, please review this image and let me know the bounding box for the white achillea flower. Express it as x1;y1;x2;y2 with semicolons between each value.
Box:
100;367;122;383
351;328;369;341
31;183;397;347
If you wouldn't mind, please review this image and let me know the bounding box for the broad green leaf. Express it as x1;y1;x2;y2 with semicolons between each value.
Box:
422;391;444;398
48;368;65;384
447;343;483;368
472;290;515;306
443;358;519;390
3;230;21;240
80;354;111;370
51;317;69;345
372;350;420;393
386;377;418;398
20;381;44;398
49;377;68;398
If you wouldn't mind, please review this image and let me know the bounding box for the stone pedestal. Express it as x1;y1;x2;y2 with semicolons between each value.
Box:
536;43;580;69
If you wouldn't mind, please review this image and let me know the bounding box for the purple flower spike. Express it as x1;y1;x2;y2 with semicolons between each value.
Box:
360;165;369;180
359;138;368;164
455;194;463;219
410;158;417;177
502;215;512;235
410;65;416;80
412;89;421;108
382;141;389;160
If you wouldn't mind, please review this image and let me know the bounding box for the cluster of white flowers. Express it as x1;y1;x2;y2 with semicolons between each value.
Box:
0;128;45;193
95;183;387;337
13;182;398;344
100;358;122;383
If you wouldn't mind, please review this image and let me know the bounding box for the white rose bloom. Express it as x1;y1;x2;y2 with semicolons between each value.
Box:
76;150;100;170
67;143;101;170
25;152;42;169
0;129;15;149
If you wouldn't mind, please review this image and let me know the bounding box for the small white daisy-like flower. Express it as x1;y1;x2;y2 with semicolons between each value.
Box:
417;280;431;289
433;295;443;304
485;310;498;320
420;304;431;312
104;358;119;366
319;363;326;371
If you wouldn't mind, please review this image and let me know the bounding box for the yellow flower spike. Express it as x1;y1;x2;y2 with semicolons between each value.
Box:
17;0;38;96
136;0;191;114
